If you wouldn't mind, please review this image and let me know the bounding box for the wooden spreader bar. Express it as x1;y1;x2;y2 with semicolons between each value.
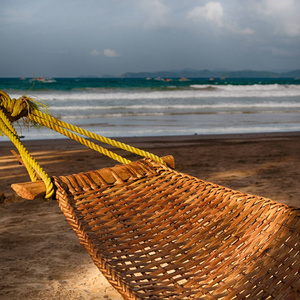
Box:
11;155;175;200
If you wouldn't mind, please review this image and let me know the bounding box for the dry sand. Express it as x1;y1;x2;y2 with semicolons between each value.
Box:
1;133;299;299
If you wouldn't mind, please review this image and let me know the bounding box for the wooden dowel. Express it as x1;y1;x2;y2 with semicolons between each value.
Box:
11;150;24;166
11;150;41;179
11;155;175;200
11;181;46;200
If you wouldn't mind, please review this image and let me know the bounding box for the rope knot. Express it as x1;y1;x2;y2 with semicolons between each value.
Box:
0;90;49;125
0;91;32;122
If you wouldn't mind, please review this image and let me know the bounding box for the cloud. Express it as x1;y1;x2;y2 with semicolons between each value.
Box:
103;49;121;57
188;2;224;27
187;2;254;36
139;0;171;30
256;0;300;37
226;24;254;36
90;49;121;57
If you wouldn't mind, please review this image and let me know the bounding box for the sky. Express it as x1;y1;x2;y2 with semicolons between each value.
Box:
1;0;300;77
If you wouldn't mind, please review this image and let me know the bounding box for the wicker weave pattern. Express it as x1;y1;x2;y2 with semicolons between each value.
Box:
54;159;300;299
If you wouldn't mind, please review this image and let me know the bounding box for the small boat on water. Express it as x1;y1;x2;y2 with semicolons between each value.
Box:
179;77;190;81
36;77;56;83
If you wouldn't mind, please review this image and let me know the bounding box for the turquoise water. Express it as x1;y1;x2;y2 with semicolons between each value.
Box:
1;77;300;140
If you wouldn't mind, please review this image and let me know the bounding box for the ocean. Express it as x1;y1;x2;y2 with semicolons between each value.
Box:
1;77;300;140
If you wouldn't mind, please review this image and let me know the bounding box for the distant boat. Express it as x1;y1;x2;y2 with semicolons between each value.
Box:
36;77;56;83
179;77;190;81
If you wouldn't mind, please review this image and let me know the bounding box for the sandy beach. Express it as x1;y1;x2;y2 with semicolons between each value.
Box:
1;132;300;299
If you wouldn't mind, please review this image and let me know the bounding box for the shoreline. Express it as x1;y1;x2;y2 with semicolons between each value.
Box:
0;132;299;299
1;130;300;145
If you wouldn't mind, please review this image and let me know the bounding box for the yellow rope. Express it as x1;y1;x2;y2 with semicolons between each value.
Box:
0;110;54;199
0;90;166;200
0;109;37;181
29;112;131;165
30;110;166;165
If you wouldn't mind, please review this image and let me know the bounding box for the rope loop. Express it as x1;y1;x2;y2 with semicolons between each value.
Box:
0;107;54;200
0;90;166;200
1;91;34;121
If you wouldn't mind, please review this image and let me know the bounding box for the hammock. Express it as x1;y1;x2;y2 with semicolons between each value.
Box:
1;91;300;299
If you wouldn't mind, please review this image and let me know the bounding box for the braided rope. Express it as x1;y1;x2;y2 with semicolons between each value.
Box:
0;109;54;199
31;110;166;165
0;108;37;181
0;109;37;181
0;90;166;199
29;112;131;165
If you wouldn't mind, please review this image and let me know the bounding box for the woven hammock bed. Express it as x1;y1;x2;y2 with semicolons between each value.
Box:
51;157;300;300
1;91;300;299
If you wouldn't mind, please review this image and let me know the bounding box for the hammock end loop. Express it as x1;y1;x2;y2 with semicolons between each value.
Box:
1;89;167;202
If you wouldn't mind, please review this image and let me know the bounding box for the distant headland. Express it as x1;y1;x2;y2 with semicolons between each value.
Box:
119;68;300;79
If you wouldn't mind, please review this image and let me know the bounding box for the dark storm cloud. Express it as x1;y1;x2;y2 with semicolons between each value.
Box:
1;0;299;77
